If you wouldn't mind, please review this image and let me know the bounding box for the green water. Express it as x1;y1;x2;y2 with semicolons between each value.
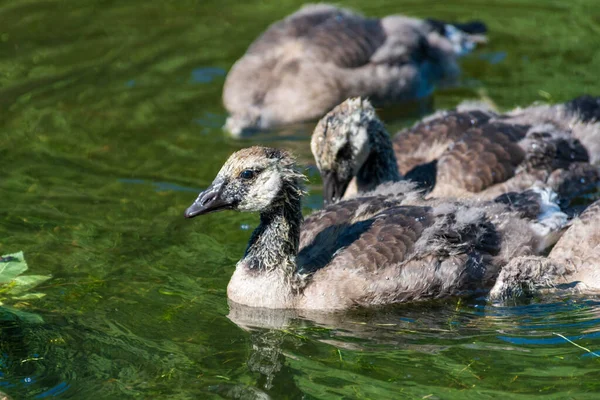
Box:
1;0;600;398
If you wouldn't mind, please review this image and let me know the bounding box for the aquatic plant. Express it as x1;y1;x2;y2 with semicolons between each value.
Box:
0;251;51;323
0;251;51;304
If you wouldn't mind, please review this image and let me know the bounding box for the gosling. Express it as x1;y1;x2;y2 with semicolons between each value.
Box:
311;96;600;204
223;3;486;135
184;146;568;310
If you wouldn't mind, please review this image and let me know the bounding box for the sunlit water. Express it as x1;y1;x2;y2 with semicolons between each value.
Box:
1;0;600;398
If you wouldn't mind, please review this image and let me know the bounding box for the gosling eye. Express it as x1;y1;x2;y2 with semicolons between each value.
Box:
239;169;256;180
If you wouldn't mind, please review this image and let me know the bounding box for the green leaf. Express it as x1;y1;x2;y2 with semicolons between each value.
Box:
0;305;45;324
12;292;47;300
0;251;29;283
7;275;52;295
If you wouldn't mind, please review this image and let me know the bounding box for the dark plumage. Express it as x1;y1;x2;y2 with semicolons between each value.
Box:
184;146;568;310
311;96;600;205
223;3;487;135
564;95;600;123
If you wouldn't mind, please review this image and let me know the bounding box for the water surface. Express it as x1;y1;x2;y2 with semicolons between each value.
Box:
1;0;600;398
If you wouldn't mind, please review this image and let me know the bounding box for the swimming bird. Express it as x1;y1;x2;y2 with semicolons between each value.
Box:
184;146;568;310
489;198;600;300
223;3;487;136
311;96;600;205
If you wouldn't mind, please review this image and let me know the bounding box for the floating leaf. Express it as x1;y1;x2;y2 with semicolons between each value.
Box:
12;292;47;300
0;305;45;324
0;251;51;316
0;251;28;283
7;275;52;295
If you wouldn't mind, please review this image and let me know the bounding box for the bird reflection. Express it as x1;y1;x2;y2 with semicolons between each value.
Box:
226;298;470;392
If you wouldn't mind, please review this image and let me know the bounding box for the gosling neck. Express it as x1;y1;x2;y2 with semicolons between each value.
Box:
355;120;402;192
242;182;304;276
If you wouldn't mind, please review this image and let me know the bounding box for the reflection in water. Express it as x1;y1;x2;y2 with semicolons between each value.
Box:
247;330;284;390
0;296;599;398
227;296;600;397
228;299;477;352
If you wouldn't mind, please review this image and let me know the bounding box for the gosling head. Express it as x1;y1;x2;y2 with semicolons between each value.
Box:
224;107;266;137
310;98;381;205
185;146;305;218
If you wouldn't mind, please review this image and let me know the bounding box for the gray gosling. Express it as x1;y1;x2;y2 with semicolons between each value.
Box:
224;3;486;135
184;146;569;310
311;96;600;205
490;198;600;301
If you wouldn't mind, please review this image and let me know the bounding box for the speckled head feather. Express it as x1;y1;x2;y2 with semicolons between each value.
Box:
311;97;401;204
216;146;293;177
212;146;306;212
184;146;307;218
311;97;376;172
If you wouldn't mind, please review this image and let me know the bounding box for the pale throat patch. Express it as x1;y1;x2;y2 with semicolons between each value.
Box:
239;169;282;211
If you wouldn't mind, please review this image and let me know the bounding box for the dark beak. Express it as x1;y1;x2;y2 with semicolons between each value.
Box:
184;180;234;218
322;170;350;206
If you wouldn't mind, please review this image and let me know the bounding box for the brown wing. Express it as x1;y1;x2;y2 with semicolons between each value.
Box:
302;203;502;305
328;206;435;273
392;110;493;175
298;195;407;274
246;5;349;54
247;5;387;68
434;122;529;194
474;125;594;199
246;4;444;70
